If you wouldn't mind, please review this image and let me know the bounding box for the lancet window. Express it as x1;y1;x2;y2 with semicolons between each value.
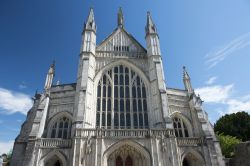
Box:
50;117;71;139
173;117;189;137
96;65;148;129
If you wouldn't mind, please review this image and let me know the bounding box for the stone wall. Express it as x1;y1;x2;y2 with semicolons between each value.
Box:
228;142;250;166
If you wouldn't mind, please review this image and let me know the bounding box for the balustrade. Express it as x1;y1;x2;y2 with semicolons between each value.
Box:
38;138;72;148
75;128;174;138
177;137;204;146
96;51;145;58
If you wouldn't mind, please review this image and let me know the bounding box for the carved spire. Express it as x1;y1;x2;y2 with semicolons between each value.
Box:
118;7;124;28
84;7;96;32
44;61;55;90
145;11;157;35
183;66;193;94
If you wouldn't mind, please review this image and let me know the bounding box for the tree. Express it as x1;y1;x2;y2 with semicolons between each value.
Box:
216;133;241;158
214;111;250;141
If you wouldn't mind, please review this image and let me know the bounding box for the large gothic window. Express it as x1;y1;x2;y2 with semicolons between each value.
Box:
96;65;149;129
50;117;71;139
173;117;189;137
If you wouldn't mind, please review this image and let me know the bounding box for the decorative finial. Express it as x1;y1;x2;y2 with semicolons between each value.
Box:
84;7;96;32
118;7;124;28
51;60;55;68
183;66;190;80
145;11;157;35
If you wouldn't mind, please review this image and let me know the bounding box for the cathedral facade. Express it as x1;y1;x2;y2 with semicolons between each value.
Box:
11;8;225;166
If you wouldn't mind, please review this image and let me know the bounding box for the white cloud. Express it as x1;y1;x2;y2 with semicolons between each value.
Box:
0;140;14;154
195;84;233;103
0;88;33;115
205;33;250;69
205;76;217;85
226;99;250;114
195;84;250;115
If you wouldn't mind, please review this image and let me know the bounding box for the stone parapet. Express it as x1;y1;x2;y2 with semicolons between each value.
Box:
75;128;174;138
37;138;72;148
177;137;204;146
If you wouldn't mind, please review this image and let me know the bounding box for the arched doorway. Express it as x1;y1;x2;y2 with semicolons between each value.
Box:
45;155;63;166
39;150;67;166
182;152;205;166
104;141;151;166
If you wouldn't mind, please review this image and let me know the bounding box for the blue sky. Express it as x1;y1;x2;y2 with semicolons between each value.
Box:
1;0;250;153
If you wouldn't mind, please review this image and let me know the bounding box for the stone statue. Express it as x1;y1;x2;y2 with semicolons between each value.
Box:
85;137;93;154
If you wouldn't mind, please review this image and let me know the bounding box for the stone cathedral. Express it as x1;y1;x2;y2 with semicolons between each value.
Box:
11;8;225;166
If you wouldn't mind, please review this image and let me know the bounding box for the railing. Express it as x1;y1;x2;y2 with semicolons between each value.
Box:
177;137;204;146
96;51;146;58
75;129;174;138
38;138;72;148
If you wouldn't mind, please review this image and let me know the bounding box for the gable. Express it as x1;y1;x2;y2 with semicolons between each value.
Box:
96;28;146;53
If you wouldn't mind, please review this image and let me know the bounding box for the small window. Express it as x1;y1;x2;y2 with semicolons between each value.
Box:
107;99;111;111
108;86;111;97
102;99;106;111
97;99;100;111
107;113;111;127
173;117;189;138
139;113;143;127
125;75;129;85
126;113;131;128
102;113;106;126
132;87;136;98
120;87;124;98
120;100;124;112
126;100;130;112
120;75;124;85
133;99;137;112
134;114;138;128
114;75;118;85
50;116;71;139
103;86;106;97
120;113;125;127
96;113;100;127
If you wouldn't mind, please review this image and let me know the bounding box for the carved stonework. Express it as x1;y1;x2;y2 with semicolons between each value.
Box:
160;135;168;152
85;137;93;154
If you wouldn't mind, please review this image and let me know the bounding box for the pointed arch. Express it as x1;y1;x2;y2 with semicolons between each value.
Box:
181;149;205;166
47;111;73;139
94;59;150;87
93;60;151;129
39;150;67;166
170;111;193;137
103;139;151;166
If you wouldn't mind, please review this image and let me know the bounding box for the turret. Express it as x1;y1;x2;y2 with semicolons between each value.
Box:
117;7;124;28
183;66;194;94
74;7;97;130
81;8;96;54
44;61;55;90
145;12;161;56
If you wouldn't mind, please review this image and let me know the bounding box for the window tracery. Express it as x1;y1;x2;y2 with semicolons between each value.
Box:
50;117;71;139
96;65;148;129
173;117;189;137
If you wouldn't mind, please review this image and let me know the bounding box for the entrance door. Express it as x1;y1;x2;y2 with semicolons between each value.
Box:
125;156;133;166
116;156;123;166
54;160;61;166
182;158;189;166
